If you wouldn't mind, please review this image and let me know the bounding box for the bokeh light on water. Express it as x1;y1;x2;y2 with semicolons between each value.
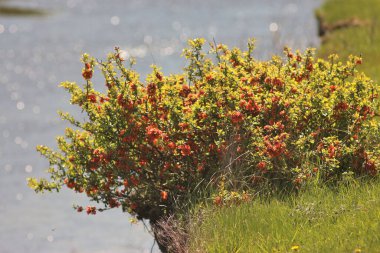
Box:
0;0;320;252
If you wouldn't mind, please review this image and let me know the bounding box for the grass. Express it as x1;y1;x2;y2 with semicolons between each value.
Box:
189;181;380;252
187;1;380;252
317;0;380;81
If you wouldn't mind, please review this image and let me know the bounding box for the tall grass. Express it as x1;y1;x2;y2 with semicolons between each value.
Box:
189;180;380;252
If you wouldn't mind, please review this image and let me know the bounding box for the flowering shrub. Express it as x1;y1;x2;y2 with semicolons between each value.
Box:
28;38;380;230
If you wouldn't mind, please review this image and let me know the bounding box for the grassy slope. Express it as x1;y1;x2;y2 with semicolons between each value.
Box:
190;182;380;253
317;0;380;81
189;1;380;252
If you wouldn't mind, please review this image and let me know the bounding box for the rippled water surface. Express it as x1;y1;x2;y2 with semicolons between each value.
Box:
0;0;321;252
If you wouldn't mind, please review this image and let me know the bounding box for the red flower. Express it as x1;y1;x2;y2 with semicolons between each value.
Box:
86;206;96;215
272;77;284;88
130;83;137;92
156;72;163;81
245;100;260;115
330;85;337;92
147;83;157;96
230;111;244;124
198;112;208;120
306;63;313;71
335;102;349;111
139;160;148;167
264;77;272;84
146;125;163;142
109;198;120;208
197;164;205;172
167;142;176;150
64;178;75;189
117;94;132;108
100;96;109;103
179;85;191;98
239;100;247;109
87;94;97;103
328;144;336;158
178;144;191;156
257;161;267;171
206;74;214;81
82;63;93;80
178;122;189;131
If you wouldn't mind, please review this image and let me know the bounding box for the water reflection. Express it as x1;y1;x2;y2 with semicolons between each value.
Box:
25;164;33;173
0;0;321;252
110;15;120;26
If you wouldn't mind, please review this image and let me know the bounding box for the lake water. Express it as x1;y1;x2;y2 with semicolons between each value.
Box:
0;0;321;252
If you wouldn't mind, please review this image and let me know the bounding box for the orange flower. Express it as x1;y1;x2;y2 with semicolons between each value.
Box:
146;125;163;142
178;122;189;131
230;111;244;124
160;190;168;201
257;161;267;172
213;196;222;206
198;112;208;120
205;74;214;81
167;142;176;150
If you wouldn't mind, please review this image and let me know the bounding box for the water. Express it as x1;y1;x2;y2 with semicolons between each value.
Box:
0;0;321;252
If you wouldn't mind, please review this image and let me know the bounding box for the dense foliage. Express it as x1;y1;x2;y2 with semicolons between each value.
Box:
28;39;380;225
